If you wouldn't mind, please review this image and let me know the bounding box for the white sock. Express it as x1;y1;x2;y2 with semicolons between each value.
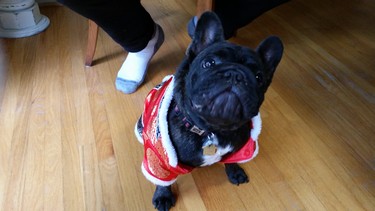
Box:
117;25;162;83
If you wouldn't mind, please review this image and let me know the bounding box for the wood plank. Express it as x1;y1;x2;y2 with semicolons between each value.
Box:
1;0;374;210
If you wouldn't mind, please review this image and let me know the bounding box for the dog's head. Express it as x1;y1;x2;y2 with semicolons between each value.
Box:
174;12;283;132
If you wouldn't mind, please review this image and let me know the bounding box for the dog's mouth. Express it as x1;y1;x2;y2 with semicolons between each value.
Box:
195;91;242;117
190;87;252;127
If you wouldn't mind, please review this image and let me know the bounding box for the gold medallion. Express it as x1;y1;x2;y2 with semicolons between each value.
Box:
203;144;217;156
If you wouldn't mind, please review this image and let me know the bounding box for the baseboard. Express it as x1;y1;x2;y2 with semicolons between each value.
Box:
36;0;57;3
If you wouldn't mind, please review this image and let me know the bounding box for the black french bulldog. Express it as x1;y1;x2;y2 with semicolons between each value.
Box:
135;12;283;211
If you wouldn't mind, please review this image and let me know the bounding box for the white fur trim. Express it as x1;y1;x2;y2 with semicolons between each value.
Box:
162;75;173;82
141;164;176;186
236;113;262;163
251;113;262;141
134;121;144;144
158;75;179;167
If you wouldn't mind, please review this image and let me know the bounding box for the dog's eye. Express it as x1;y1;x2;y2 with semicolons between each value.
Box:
202;59;215;69
255;72;264;84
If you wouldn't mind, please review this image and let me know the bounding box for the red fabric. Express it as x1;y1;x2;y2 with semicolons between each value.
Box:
220;137;256;163
141;77;193;183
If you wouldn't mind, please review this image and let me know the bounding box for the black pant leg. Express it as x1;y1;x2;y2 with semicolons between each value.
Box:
57;0;155;52
215;0;290;39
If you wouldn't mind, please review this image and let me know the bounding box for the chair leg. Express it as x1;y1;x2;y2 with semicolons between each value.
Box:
196;0;214;17
85;20;99;67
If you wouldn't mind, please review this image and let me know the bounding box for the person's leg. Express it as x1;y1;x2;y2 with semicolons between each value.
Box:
58;0;164;93
188;0;290;40
116;24;164;94
215;0;290;39
58;0;155;51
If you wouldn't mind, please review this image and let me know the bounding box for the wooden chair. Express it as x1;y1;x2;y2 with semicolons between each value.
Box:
85;0;214;66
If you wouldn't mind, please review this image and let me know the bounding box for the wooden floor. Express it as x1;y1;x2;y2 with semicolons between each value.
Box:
1;0;375;210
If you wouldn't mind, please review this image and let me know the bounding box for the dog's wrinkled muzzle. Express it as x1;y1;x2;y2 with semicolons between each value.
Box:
190;84;259;129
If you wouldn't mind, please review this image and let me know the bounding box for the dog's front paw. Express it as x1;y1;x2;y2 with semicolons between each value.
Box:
225;163;249;185
152;185;175;211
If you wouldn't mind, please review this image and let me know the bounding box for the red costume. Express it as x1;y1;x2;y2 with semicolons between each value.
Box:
136;75;262;186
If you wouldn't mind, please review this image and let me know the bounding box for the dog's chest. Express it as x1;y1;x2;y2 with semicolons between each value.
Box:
200;134;233;166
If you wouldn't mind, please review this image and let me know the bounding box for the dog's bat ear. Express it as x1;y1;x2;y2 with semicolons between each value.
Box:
256;36;284;88
187;12;225;58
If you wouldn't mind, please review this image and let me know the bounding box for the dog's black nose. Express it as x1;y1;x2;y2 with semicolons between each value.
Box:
224;70;244;83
